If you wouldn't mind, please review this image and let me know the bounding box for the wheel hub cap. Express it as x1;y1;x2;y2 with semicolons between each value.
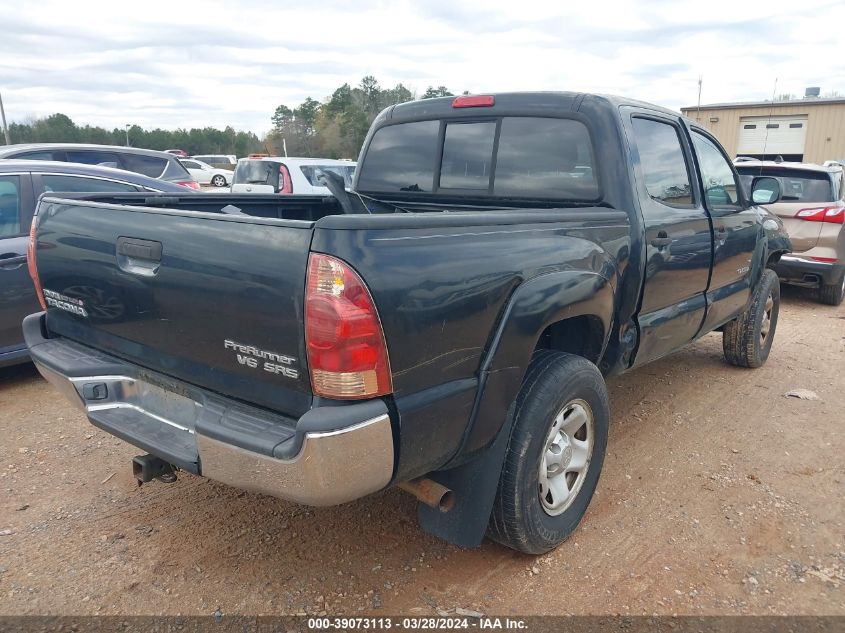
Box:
539;399;594;516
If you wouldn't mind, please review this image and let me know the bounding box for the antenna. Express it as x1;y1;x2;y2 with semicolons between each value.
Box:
696;75;702;122
761;78;778;163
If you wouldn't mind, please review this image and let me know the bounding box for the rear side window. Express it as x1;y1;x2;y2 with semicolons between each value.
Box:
122;153;168;177
736;167;834;203
357;120;440;192
66;150;121;168
631;117;693;206
494;118;598;199
357;117;598;200
0;175;21;236
15;151;57;161
40;175;138;193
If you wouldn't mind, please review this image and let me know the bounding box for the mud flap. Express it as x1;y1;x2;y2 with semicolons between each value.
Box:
416;404;516;548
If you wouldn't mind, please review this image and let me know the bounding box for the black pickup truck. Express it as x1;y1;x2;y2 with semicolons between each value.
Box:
24;93;790;554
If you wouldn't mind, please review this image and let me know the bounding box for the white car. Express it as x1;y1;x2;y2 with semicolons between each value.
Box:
230;157;356;195
179;159;232;188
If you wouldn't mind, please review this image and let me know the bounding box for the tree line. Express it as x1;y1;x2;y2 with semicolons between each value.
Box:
267;78;459;158
5;113;264;156
2;77;461;159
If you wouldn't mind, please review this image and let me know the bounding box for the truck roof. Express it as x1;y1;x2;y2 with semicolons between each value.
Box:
385;91;682;122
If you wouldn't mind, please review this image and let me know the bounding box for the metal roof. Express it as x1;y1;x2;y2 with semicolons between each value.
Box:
681;96;845;112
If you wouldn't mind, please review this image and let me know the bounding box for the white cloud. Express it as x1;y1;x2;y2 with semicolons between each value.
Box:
1;0;843;134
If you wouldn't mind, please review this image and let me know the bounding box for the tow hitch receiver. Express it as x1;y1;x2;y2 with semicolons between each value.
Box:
132;454;177;486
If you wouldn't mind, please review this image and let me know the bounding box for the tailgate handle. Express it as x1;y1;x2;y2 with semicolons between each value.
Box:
116;237;162;277
117;237;162;262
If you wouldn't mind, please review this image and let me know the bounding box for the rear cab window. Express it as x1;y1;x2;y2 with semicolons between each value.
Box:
356;117;599;201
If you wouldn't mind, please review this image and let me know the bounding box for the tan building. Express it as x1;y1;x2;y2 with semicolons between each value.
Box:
681;95;845;164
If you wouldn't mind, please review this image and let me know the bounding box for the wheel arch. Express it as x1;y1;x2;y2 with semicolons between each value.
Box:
452;270;614;463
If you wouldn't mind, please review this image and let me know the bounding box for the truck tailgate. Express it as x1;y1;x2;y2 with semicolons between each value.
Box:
34;199;314;417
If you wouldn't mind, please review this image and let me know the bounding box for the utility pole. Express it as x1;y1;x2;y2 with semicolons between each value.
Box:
125;124;130;147
282;137;288;157
0;91;10;145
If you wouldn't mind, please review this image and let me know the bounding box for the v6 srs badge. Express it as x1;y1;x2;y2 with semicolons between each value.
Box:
224;339;299;380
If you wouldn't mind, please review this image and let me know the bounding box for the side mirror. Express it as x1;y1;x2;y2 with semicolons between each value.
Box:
751;176;781;204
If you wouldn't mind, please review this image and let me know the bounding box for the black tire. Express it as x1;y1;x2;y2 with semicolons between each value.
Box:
211;174;227;187
488;351;609;554
723;269;780;368
819;272;845;306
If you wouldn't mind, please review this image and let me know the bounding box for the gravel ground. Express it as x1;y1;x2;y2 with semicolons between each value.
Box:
0;286;843;616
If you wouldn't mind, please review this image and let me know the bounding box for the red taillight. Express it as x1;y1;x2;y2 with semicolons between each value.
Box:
279;164;292;194
305;253;392;399
794;206;845;224
452;95;495;108
27;217;47;311
810;256;838;263
176;180;201;190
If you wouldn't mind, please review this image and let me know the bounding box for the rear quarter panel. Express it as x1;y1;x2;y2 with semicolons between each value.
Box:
313;210;629;478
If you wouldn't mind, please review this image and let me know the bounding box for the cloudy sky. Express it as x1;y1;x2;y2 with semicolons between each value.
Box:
2;0;843;135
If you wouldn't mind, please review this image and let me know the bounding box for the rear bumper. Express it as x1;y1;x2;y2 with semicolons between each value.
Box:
774;255;844;288
24;313;394;506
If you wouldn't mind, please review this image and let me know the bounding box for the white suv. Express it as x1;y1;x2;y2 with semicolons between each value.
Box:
231;157;356;195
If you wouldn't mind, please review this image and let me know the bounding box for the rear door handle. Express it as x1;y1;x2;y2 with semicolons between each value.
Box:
715;226;728;239
0;253;27;269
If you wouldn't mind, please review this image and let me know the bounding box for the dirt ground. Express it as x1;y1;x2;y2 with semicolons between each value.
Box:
1;286;843;617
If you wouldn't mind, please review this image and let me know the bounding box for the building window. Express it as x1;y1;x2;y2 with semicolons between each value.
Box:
743;124;756;129
766;123;779;129
789;123;803;128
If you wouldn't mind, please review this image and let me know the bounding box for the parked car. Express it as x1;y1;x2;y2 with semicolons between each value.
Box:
230;157;355;195
24;92;790;554
0;161;193;368
165;149;188;157
179;158;231;188
191;154;237;171
736;159;844;305
0;144;199;190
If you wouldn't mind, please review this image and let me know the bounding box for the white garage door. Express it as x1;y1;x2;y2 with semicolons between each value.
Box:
736;115;808;156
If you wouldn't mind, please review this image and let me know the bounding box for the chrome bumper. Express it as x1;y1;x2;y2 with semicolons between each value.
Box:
33;361;394;507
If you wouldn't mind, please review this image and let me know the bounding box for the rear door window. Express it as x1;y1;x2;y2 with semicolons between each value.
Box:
631;117;693;206
0;176;21;236
121;154;168;178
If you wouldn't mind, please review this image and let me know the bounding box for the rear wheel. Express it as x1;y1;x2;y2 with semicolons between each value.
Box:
488;351;609;554
819;272;845;306
211;174;227;187
723;269;780;368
